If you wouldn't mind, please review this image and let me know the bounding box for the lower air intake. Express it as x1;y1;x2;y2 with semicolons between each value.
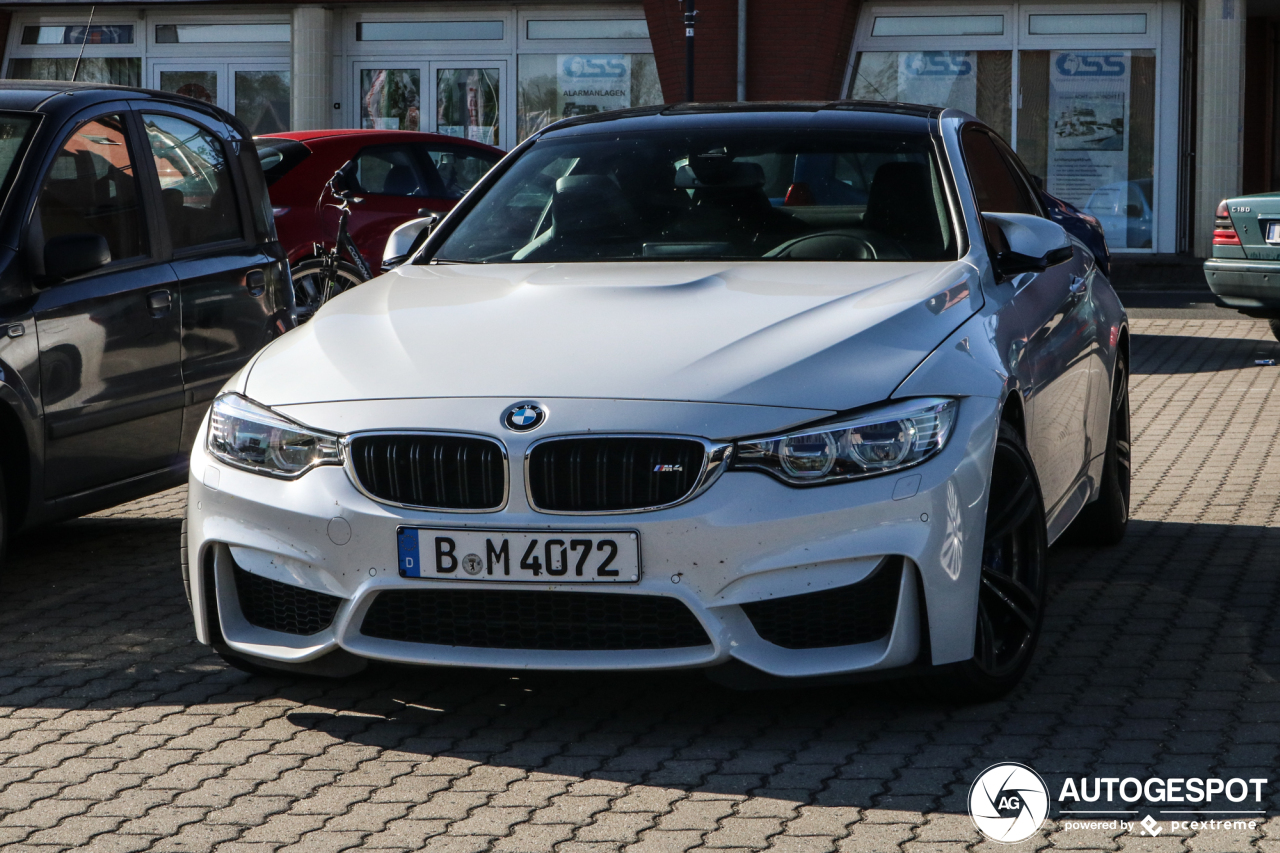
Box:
740;557;903;649
233;564;343;636
360;588;710;650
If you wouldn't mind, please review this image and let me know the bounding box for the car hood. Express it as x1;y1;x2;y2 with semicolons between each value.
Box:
245;260;980;412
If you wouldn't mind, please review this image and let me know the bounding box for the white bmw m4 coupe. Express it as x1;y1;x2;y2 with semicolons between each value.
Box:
185;102;1129;699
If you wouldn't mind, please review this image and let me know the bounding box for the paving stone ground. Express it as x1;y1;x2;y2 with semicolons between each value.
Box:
2;317;1280;853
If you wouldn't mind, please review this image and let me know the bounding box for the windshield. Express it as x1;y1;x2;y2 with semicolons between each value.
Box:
431;128;957;263
0;113;36;201
253;137;311;187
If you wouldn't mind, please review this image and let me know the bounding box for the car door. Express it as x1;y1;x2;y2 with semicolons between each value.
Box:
962;126;1093;523
31;108;184;497
137;106;276;451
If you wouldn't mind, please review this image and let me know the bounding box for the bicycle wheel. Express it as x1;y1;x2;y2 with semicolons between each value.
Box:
290;258;367;320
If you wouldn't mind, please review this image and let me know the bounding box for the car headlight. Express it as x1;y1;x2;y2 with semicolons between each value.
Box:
207;393;342;478
731;398;958;485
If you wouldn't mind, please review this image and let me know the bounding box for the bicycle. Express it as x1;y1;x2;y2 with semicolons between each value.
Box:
288;160;374;323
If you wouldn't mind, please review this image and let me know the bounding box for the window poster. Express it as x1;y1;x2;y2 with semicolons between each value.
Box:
1046;50;1131;244
895;52;978;114
556;55;631;118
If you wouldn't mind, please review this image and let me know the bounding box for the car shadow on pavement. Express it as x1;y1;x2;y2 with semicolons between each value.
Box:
1132;333;1280;374
2;511;1276;815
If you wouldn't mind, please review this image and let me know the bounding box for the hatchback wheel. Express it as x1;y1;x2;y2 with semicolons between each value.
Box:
927;422;1047;702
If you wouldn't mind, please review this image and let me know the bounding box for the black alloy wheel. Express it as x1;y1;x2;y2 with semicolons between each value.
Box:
974;423;1048;680
925;422;1047;702
1065;349;1130;545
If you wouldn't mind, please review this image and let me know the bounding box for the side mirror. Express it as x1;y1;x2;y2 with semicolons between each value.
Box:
382;215;439;271
982;212;1073;278
44;233;111;282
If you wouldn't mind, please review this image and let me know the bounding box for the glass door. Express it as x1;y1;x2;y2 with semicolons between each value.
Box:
430;61;505;148
229;65;290;135
152;62;221;107
356;64;423;131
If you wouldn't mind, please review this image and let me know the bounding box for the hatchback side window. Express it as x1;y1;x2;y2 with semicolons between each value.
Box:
961;127;1038;216
37;115;146;264
354;145;427;197
420;145;499;200
143;113;242;250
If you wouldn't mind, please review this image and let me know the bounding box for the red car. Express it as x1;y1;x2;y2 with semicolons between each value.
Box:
255;130;503;287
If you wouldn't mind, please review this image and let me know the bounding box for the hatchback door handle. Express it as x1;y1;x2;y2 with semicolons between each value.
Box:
147;289;173;318
1068;277;1087;299
246;269;266;298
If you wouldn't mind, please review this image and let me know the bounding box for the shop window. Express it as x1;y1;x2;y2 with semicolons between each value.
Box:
1027;15;1146;36
8;57;140;87
516;53;661;142
143;114;242;250
361;69;421;131
1016;49;1156;249
155;24;290;44
438;68;500;146
37;115;146;263
236;71;290;135
159;71;217;105
848;51;1012;140
357;22;503;41
871;15;1003;37
21;24;134;45
526;20;650;40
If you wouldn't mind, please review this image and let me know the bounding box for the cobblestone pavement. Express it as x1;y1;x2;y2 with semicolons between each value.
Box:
2;317;1280;853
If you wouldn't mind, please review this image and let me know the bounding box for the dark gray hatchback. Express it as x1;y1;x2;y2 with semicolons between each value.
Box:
0;81;290;563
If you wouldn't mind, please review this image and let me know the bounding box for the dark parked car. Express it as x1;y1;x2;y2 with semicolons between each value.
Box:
0;81;289;565
254;130;502;284
1041;190;1111;278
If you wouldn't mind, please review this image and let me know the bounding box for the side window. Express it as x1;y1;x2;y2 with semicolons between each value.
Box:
354;145;428;197
142;113;242;250
961;127;1038;216
420;145;498;200
37;115;146;264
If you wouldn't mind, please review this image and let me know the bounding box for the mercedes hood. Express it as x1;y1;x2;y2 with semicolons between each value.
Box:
244;260;980;413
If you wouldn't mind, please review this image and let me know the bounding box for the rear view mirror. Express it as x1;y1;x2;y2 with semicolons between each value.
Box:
982;212;1073;277
44;233;110;281
382;215;439;271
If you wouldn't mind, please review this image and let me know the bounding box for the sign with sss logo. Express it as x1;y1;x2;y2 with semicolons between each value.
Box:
896;51;977;114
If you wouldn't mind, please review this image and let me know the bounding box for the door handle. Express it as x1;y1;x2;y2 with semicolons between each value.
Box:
1068;277;1087;300
147;289;172;318
245;269;266;298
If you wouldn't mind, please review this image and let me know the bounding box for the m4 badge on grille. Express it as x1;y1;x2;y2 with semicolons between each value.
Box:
654;464;683;473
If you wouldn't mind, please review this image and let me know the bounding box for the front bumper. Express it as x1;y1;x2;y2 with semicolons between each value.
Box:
1204;259;1280;312
186;396;998;679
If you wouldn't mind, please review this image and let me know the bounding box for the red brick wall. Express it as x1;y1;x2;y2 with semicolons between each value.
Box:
643;0;862;103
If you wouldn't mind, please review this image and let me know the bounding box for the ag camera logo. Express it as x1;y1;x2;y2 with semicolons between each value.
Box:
969;763;1050;843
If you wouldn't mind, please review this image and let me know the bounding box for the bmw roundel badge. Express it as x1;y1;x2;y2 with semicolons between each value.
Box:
504;402;546;432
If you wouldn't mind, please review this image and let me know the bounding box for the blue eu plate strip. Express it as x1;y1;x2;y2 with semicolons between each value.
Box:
397;528;421;577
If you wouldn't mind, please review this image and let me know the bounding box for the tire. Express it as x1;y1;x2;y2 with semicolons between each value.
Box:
1270;318;1280;343
290;258;366;319
926;422;1049;702
0;463;8;574
1065;349;1131;546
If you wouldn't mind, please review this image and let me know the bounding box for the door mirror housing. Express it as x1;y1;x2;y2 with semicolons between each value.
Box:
43;233;111;282
382;215;439;271
982;212;1073;277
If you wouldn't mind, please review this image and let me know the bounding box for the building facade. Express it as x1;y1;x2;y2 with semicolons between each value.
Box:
0;0;1259;259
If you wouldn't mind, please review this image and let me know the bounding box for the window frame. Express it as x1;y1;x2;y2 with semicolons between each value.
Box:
25;106;160;282
135;104;253;258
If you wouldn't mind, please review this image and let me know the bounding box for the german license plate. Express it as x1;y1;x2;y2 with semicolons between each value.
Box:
1267;221;1280;243
397;527;640;582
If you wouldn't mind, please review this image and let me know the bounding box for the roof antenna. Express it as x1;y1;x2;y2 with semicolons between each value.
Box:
71;6;96;83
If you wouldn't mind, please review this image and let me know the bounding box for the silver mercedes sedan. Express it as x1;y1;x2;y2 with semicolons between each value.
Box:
185;102;1129;701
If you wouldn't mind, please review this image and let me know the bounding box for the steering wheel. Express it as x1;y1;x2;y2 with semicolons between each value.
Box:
764;230;880;260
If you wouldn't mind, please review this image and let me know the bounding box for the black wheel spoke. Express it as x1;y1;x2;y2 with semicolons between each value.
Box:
980;571;1039;632
985;476;1035;543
